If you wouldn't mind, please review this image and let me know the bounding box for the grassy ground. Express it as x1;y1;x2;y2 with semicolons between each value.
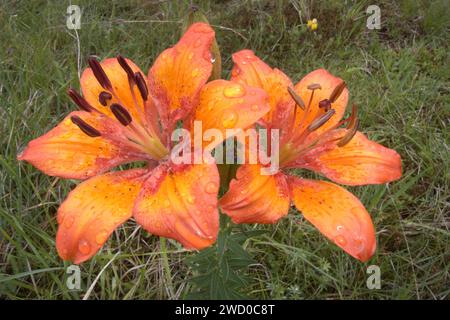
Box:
0;0;449;299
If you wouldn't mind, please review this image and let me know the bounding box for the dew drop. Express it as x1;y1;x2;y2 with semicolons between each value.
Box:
335;235;347;246
187;195;195;204
78;239;91;255
223;83;246;98
205;181;218;194
194;38;202;48
191;68;199;77
210;56;216;63
64;216;75;229
222;110;238;128
336;225;344;232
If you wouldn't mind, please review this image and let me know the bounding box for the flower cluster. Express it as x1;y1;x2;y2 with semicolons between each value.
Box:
18;22;401;264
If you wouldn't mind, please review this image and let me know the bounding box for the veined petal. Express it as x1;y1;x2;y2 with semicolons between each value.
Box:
81;57;148;124
148;22;214;127
294;69;349;136
193;79;269;150
231;50;294;128
133;162;219;249
56;169;148;264
294;129;402;185
220;164;290;224
18;111;148;179
289;177;376;262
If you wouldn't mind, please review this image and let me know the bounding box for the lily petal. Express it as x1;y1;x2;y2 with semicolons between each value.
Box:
56;169;148;264
231;50;294;129
288;177;376;262
294;69;349;136
81;57;148;124
293;129;402;185
148;22;215;128
220;164;290;224
193;79;269;150
18;111;148;179
133;162;219;249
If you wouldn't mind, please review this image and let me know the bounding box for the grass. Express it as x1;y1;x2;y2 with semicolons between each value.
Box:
0;0;449;299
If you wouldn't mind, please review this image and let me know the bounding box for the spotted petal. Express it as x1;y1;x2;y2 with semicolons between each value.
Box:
56;169;148;264
18;111;149;180
133;162;219;249
289;177;376;262
220;164;290;224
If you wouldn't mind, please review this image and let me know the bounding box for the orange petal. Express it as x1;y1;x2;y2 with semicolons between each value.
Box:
148;22;214;126
289;177;376;262
231;50;294;128
294;129;402;185
220;164;290;224
18;111;148;179
81;57;148;124
133;162;219;249
193;79;269;150
294;69;349;136
56;169;147;264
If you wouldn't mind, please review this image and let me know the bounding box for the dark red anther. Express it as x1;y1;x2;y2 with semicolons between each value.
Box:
134;72;148;101
99;91;112;106
67;88;92;112
110;103;132;126
319;99;331;111
70;115;101;137
329;81;346;103
117;55;135;84
308;109;335;131
88;56;112;91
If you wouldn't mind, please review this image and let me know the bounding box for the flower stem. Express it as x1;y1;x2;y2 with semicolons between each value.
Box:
160;237;175;298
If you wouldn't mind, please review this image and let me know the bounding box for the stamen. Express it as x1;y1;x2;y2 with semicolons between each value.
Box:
337;119;359;147
87;56;112;91
329;80;346;103
134;72;148;101
117;55;135;84
67;88;92;112
287;87;305;110
98;91;112;106
346;103;358;129
70;115;101;137
110;103;132;126
318;99;331;111
308;109;336;131
307;83;322;90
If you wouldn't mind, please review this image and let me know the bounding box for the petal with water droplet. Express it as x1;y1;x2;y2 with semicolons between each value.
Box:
288;177;376;262
56;169;147;264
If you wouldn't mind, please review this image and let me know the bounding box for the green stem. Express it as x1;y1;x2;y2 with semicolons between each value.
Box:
160;237;175;298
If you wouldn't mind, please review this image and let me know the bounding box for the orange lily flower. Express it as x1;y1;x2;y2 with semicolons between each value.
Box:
18;24;269;264
220;50;402;262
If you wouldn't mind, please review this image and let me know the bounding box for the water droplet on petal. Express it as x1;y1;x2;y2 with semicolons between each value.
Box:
210;56;216;63
194;38;202;48
335;235;347;246
336;225;344;232
78;239;91;255
64;216;75;229
95;231;108;245
205;181;218;194
223;83;246;98
222;110;238;128
187;195;195;204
